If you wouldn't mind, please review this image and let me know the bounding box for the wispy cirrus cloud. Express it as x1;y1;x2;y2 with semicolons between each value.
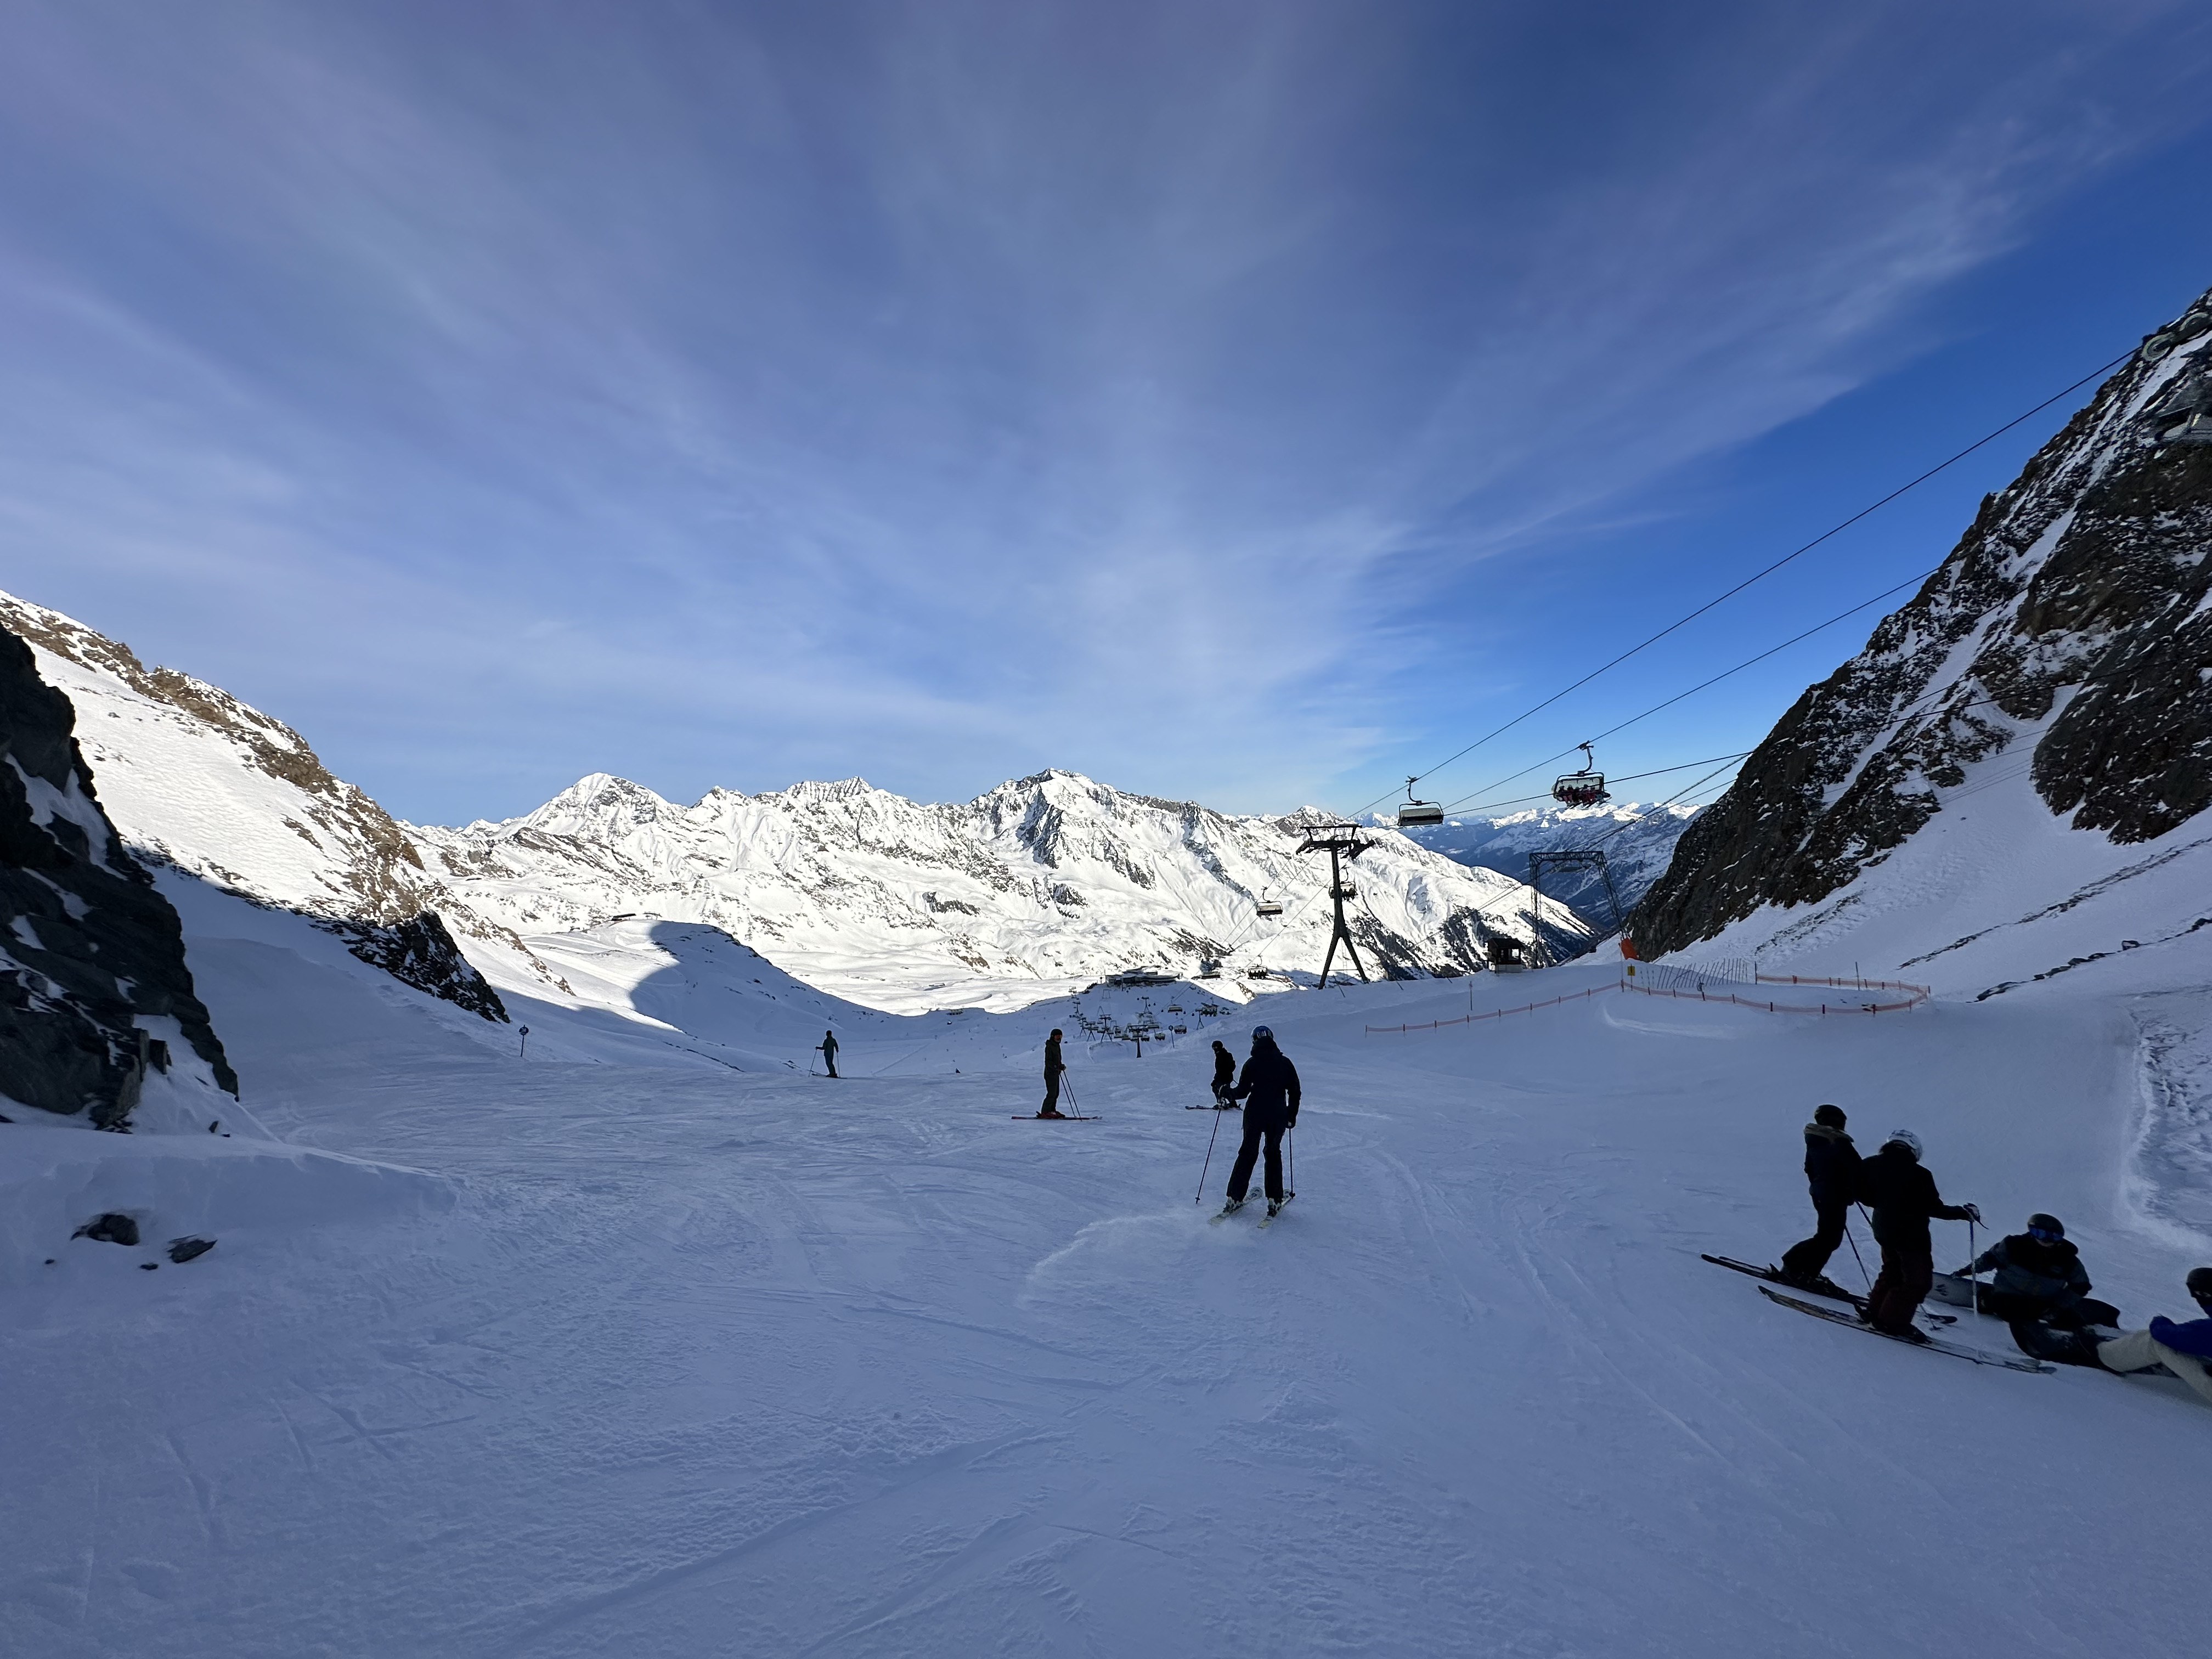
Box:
0;0;2205;819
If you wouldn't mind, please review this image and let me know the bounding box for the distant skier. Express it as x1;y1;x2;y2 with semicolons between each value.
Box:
1854;1129;1978;1341
2092;1268;2212;1405
1778;1104;1859;1295
819;1031;839;1079
1037;1029;1066;1118
1210;1040;1237;1109
1219;1025;1299;1218
1957;1213;2119;1331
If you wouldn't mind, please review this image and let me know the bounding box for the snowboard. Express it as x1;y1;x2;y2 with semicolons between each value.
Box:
1760;1287;2053;1373
1702;1254;1955;1324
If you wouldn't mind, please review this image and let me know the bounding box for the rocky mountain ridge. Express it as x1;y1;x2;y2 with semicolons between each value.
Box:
0;592;509;1022
1387;801;1702;928
415;769;1592;1011
1628;285;2212;990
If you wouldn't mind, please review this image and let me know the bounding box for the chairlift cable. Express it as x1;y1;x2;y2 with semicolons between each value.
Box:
1430;563;1940;815
1355;345;2136;818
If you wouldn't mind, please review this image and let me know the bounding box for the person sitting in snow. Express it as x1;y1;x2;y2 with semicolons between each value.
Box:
1957;1212;2119;1333
1854;1129;1978;1342
2092;1268;2212;1406
1210;1039;1237;1109
1778;1104;1860;1297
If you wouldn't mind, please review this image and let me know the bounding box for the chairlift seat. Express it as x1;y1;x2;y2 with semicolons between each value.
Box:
1551;771;1609;807
1256;900;1284;917
1396;800;1444;826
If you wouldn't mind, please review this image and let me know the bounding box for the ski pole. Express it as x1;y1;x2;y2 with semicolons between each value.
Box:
1197;1107;1223;1203
1288;1123;1295;1198
1967;1215;1979;1314
1064;1071;1080;1113
1842;1213;1874;1291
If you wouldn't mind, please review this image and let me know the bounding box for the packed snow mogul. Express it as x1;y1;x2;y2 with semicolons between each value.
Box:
1959;1214;2119;1332
1037;1028;1066;1119
1778;1104;1859;1296
1218;1025;1299;1219
818;1030;839;1079
2094;1268;2212;1406
1854;1130;1979;1342
1210;1040;1237;1109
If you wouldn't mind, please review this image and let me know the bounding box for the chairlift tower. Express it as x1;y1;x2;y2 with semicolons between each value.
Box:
1296;822;1374;987
1526;849;1626;968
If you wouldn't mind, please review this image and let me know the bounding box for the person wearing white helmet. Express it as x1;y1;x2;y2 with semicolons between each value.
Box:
1853;1128;1979;1342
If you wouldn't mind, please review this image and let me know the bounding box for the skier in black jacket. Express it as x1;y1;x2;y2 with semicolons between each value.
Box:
1959;1214;2119;1330
1855;1130;1978;1340
1209;1040;1237;1108
1220;1026;1299;1217
1779;1104;1859;1294
1037;1029;1066;1118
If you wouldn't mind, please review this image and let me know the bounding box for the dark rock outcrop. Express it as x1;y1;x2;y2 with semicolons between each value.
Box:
323;911;509;1022
0;629;236;1126
1630;288;2212;956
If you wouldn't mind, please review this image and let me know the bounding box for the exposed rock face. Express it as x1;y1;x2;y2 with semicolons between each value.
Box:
0;628;236;1126
1392;802;1701;930
0;591;511;1023
1630;288;2212;957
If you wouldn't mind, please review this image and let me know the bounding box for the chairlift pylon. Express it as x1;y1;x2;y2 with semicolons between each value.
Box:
1551;742;1609;808
1396;775;1444;827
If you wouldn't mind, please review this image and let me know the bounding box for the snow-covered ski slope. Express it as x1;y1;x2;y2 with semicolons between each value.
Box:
6;881;2208;1657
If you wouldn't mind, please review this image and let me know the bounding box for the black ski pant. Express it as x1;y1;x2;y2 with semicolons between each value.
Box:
1865;1242;1934;1335
1779;1196;1852;1280
1972;1289;2120;1330
823;1052;838;1079
1040;1074;1062;1115
1227;1115;1288;1204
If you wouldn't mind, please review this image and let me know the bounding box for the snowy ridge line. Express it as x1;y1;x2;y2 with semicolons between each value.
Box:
1364;977;1928;1032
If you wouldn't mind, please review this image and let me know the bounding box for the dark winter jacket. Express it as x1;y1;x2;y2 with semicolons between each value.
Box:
2149;1312;2212;1359
1968;1233;2091;1312
821;1034;838;1057
1855;1143;1972;1252
1211;1046;1235;1088
1230;1040;1301;1128
1802;1123;1860;1207
1043;1037;1064;1079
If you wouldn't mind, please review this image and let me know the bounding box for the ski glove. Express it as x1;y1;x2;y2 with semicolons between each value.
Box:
1961;1203;1982;1224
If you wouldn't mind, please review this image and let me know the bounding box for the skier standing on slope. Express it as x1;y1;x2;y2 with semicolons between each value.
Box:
1037;1029;1067;1118
1958;1214;2119;1331
1219;1025;1299;1218
1855;1130;1978;1341
1210;1040;1237;1109
1778;1104;1859;1296
2094;1268;2212;1404
819;1031;839;1079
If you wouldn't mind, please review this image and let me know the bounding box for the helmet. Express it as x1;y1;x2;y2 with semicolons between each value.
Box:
2025;1212;2064;1239
1884;1129;1923;1159
1813;1104;1846;1128
1252;1025;1273;1041
2186;1266;2212;1300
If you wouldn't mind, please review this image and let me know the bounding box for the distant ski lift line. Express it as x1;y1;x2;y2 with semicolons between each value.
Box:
1431;561;1939;816
1357;345;2136;819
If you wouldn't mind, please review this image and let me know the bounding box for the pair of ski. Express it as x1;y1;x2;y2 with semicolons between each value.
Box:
1211;1194;1293;1229
1703;1255;2052;1374
1015;1114;1100;1121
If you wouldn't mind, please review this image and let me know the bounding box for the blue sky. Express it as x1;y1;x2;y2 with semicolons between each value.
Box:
3;1;2210;825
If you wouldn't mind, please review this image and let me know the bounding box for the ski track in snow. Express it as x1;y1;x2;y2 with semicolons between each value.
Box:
6;922;2212;1655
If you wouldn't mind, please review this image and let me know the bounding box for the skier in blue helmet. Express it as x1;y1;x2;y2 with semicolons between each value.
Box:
1218;1025;1299;1218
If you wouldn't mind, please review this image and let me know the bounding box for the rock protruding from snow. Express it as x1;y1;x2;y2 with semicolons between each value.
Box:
0;591;511;1023
0;627;238;1126
1632;286;2212;958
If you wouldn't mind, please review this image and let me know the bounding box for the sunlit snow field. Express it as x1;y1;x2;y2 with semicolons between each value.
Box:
4;888;2209;1658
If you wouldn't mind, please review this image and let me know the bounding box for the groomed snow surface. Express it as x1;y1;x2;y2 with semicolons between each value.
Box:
5;887;2210;1657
